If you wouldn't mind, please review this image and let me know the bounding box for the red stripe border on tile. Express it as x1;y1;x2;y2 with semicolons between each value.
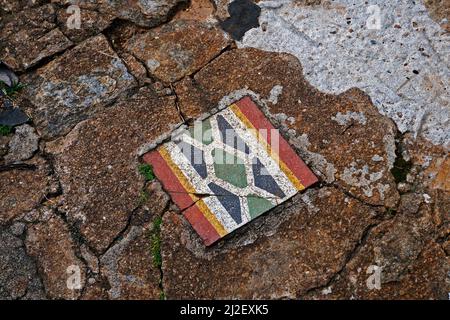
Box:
143;151;194;210
236;97;318;188
184;204;221;246
144;151;221;245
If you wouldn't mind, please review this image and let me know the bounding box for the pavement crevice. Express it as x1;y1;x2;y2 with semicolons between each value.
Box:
157;208;171;300
332;183;387;211
170;83;186;122
186;43;235;80
300;177;409;297
13;39;76;77
302;220;384;297
98;203;141;257
20;227;49;299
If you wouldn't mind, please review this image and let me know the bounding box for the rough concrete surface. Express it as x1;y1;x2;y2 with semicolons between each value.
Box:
240;0;450;147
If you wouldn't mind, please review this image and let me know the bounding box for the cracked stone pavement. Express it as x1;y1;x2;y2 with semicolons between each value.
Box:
0;0;448;300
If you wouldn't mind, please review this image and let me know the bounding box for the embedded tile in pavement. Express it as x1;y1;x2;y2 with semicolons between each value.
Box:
144;97;317;245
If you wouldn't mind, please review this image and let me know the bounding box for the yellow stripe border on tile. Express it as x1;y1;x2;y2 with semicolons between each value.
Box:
230;104;305;191
158;146;228;237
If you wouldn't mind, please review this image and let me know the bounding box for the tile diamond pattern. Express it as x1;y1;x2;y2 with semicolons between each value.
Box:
144;97;318;245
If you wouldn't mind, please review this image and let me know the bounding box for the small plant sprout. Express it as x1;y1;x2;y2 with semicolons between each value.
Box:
0;125;12;136
150;216;163;268
138;163;155;181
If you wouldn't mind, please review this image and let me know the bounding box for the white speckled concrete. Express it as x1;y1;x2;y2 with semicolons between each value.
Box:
239;0;449;147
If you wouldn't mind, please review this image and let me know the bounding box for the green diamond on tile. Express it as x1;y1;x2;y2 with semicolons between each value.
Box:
189;118;213;145
212;148;247;188
247;195;275;219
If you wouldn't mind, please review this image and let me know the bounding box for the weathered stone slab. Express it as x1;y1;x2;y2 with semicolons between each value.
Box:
100;224;161;300
58;0;188;27
26;215;86;299
125;20;230;83
47;88;180;253
0;4;73;71
56;6;114;43
213;0;232;20
403;134;449;192
161;187;379;298
4;124;39;163
0;226;45;300
0;157;54;224
173;0;215;21
306;195;449;299
0;0;46;15
22;34;136;139
0;135;10;159
95;180;169;300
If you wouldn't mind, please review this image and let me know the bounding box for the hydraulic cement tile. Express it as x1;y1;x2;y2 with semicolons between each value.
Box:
144;97;317;245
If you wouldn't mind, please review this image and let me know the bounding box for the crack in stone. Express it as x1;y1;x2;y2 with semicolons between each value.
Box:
170;83;186;122
98;193;172;299
157;210;170;300
19;226;48;299
101;31;140;86
103;30;190;128
0;163;37;172
302;194;449;298
302;219;386;297
52;208;91;298
98;204;140;257
183;43;234;81
332;183;386;210
390;130;413;187
13;41;76;77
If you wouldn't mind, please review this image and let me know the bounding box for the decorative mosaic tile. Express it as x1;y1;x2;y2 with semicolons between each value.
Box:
144;97;317;245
